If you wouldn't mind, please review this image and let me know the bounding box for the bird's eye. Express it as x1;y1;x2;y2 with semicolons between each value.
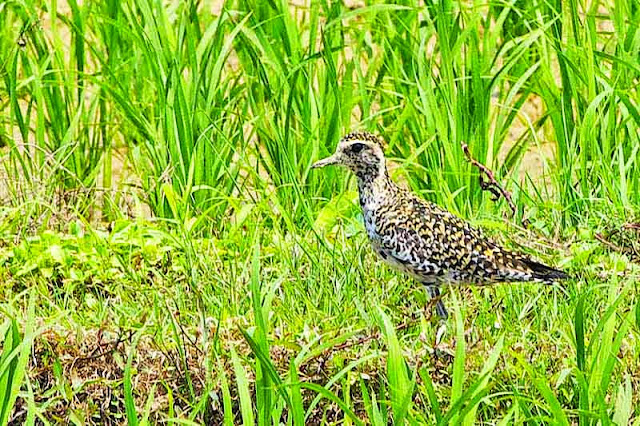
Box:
351;142;366;153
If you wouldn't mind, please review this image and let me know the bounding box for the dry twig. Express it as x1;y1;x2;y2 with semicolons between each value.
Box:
595;230;639;261
461;142;529;228
623;222;640;231
594;233;625;253
332;319;416;352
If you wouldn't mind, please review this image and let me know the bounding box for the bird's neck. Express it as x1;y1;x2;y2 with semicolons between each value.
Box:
356;165;398;208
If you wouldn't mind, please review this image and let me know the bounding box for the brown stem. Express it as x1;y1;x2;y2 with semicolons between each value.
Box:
326;319;417;353
594;233;625;252
622;222;640;231
461;142;528;228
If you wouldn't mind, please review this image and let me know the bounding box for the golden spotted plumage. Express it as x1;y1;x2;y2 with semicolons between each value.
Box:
313;131;568;318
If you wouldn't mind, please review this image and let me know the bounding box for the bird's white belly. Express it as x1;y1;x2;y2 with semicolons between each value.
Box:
374;244;440;282
364;211;445;283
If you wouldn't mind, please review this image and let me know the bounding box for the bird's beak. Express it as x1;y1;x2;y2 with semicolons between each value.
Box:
311;154;340;169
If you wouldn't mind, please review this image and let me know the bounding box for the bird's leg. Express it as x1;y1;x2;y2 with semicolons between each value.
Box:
426;286;448;320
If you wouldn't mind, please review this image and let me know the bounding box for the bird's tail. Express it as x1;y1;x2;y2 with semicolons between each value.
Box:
519;258;569;283
494;248;569;284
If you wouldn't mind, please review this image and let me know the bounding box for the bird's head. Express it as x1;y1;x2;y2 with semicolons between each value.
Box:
312;131;387;179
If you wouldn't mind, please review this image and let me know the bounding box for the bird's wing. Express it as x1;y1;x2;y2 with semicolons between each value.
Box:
378;195;564;284
375;196;480;282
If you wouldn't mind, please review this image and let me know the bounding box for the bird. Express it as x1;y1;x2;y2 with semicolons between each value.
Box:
312;131;568;319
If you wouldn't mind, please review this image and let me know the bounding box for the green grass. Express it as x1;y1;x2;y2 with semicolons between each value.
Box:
1;0;639;424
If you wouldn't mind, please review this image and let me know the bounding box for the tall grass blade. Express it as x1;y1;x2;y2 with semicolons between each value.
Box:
451;296;465;413
123;325;146;426
612;375;632;426
289;361;304;426
0;295;35;425
249;240;274;424
217;359;234;426
376;308;414;423
418;367;442;423
230;347;254;426
516;355;570;426
300;382;364;426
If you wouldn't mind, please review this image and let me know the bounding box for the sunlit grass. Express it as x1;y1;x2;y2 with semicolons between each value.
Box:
0;0;639;424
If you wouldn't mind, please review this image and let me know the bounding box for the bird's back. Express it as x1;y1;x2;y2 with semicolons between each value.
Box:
364;189;567;285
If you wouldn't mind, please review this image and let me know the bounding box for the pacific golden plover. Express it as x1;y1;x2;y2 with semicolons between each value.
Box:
312;131;568;318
